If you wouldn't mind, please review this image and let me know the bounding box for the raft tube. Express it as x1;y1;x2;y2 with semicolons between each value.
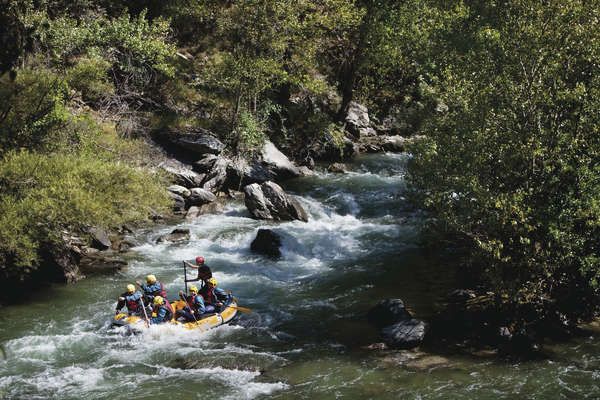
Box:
112;299;238;332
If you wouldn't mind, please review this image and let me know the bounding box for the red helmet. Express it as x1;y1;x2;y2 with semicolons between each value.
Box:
195;256;205;264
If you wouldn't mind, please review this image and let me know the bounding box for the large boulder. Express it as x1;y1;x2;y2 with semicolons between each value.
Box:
244;181;308;222
88;227;111;251
345;101;377;138
368;299;413;328
156;228;191;244
250;229;282;257
160;160;205;188
164;127;225;156
187;187;217;206
327;163;348;173
260;141;301;180
311;133;359;162
381;319;428;349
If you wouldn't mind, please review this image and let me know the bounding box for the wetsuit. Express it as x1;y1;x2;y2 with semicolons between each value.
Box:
176;293;205;322
115;291;143;315
151;302;174;324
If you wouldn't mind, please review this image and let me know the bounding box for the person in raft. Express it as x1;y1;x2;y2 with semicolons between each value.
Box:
136;274;167;305
184;256;212;286
115;284;143;315
199;277;231;313
176;285;205;322
151;296;173;324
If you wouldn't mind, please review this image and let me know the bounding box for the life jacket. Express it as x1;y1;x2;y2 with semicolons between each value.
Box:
156;302;173;322
186;294;197;309
151;282;167;298
200;286;215;304
126;297;140;312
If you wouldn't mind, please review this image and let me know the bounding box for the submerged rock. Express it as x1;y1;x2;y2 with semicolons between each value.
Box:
79;252;127;274
156;228;191;244
244;181;308;222
251;229;282;257
381;319;428;350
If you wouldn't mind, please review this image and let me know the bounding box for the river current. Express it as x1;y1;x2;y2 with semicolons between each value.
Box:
1;153;599;399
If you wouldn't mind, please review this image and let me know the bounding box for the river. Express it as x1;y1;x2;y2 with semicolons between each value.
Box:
1;153;599;399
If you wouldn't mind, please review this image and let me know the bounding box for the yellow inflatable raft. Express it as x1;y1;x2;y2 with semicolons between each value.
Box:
112;299;239;332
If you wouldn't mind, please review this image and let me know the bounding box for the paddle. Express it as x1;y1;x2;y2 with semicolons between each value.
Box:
182;261;188;295
179;291;199;323
228;305;252;314
139;298;150;328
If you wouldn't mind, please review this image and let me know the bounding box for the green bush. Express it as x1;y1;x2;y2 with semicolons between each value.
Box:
0;69;73;154
0;150;169;281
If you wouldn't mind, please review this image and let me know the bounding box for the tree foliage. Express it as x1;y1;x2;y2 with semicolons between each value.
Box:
409;0;600;323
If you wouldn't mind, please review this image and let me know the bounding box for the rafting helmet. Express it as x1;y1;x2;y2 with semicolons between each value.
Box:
207;277;217;287
153;296;164;305
146;274;157;284
195;256;205;264
189;285;199;293
126;284;135;293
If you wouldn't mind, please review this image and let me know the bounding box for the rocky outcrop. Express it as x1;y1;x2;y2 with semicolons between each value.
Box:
79;251;127;274
357;135;424;154
193;154;218;174
156;228;191;244
345;101;377;138
244;181;308;222
202;156;229;193
250;229;282;257
368;299;427;350
160;160;205;188
162;127;225;156
187;187;217;206
167;185;191;199
88;227;111;250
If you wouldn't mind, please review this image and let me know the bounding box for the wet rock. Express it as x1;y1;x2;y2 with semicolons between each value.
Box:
381;319;428;349
79;252;127;274
185;206;202;221
368;299;412;328
167;185;191;198
251;229;282;257
117;239;140;253
187;187;217;206
156;228;191;244
88;227;111;250
39;238;83;283
298;166;316;176
160;160;205;188
405;355;450;371
244;181;309;222
193;154;218;174
328;163;348;173
311;134;359;162
363;342;388;351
